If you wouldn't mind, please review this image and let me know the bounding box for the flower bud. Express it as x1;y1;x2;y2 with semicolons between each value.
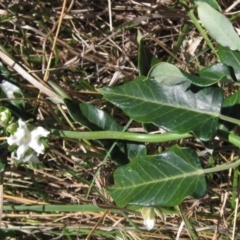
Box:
0;106;11;127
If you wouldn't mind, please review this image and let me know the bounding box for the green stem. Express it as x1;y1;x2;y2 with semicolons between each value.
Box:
219;114;240;126
51;129;192;143
203;159;240;174
217;129;240;148
231;167;239;209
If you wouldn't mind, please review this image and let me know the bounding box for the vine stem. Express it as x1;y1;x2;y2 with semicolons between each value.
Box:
51;129;192;143
203;159;240;174
219;114;240;126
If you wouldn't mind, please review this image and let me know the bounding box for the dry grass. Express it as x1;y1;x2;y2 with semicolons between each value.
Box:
0;0;239;239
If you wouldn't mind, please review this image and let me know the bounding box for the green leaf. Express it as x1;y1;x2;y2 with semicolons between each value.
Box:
98;77;223;141
149;62;187;86
65;99;123;132
218;45;240;81
108;145;206;207
64;99;99;130
220;90;240;130
222;90;240;113
126;142;146;161
80;103;123;132
149;62;221;87
197;2;240;50
194;0;221;10
198;63;233;83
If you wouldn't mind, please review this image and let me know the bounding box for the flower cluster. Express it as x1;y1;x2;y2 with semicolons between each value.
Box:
7;119;50;163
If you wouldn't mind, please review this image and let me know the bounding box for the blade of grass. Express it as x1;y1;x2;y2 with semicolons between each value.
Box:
179;206;199;240
231;167;239;209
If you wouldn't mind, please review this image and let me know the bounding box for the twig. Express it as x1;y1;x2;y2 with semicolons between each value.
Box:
108;0;113;31
225;0;240;13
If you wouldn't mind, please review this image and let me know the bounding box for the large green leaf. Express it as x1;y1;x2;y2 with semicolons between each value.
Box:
197;2;240;50
218;45;240;81
149;62;221;87
108;145;206;207
98;77;223;141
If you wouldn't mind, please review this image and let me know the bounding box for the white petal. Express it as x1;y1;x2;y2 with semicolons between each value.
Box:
11;152;19;161
7;119;30;146
29;126;49;154
7;135;18;146
39;127;50;137
29;139;45;154
18;119;26;127
16;144;28;159
31;127;50;139
144;217;155;230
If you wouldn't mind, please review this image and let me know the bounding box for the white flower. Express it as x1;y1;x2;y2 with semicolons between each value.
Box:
144;215;155;230
141;207;155;230
7;119;50;160
0;81;20;98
